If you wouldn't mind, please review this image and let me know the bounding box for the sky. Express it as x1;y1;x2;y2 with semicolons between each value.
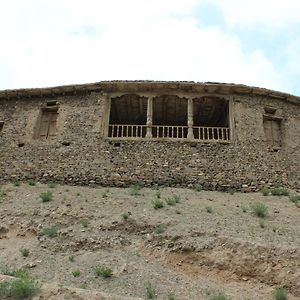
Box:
0;0;300;96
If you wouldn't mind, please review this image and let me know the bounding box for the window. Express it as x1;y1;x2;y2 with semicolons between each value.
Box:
263;118;281;147
38;104;59;139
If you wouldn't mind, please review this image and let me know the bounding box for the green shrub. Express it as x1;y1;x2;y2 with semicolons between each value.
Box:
251;202;268;218
69;255;75;262
94;265;113;278
209;291;231;300
39;191;53;202
261;187;270;196
20;248;30;257
130;184;141;196
289;195;300;204
145;282;156;299
155;191;161;199
0;273;40;300
48;182;56;188
28;180;36;186
80;219;89;228
121;212;129;220
167;292;175;300
166;197;176;206
102;189;109;198
205;206;213;213
274;287;288;300
270;187;289;196
194;184;202;192
153;224;167;234
42;225;58;238
227;188;236;195
152;198;164;209
13;181;20;187
72;269;81;277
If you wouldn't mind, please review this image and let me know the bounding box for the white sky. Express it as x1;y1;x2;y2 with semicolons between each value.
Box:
0;0;300;96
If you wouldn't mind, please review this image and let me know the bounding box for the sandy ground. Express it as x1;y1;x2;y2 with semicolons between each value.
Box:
0;182;299;299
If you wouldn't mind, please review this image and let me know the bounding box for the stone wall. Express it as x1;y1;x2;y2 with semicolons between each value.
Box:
0;89;299;191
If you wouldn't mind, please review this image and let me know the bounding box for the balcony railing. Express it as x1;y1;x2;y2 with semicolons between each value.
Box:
108;124;230;142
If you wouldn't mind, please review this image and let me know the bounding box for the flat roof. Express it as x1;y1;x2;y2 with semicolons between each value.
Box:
0;81;299;106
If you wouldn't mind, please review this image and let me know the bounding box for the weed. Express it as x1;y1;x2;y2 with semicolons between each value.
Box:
270;187;289;196
122;212;129;221
20;248;30;257
173;195;180;203
69;256;75;262
156;191;161;199
274;287;288;300
28;180;36;186
153;224;167;234
80;219;89;228
48;182;56;188
42;225;58;238
251;202;268;218
145;282;156;299
167;292;175;300
241;206;248;213
209;291;231;300
94;265;113;278
76;192;80;196
39;191;53;202
79;283;88;289
289;195;300;205
102;189;109;198
13;181;20;187
228;188;236;195
175;210;181;214
261;187;270;196
152;198;164;209
166;197;176;206
130;184;141;196
259;219;265;228
72;269;81;277
205;206;213;213
194;184;202;192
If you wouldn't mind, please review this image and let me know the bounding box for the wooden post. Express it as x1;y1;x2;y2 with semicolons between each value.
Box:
187;97;194;140
146;96;153;138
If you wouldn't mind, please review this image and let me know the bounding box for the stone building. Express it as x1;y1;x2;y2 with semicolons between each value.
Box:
0;81;299;190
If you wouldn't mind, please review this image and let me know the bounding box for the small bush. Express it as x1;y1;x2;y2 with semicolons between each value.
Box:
145;282;156;299
20;248;30;257
173;195;180;203
76;192;80;197
13;181;20;187
80;219;89;228
153;224;167;234
209;291;231;300
155;191;161;199
152;198;164;209
228;188;236;195
94;265;113;278
42;225;58;238
130;184;141;196
194;184;202;192
39;191;53;202
72;269;81;277
102;189;109;198
251;202;268;218
121;212;129;220
167;292;175;300
48;182;56;188
166;197;176;206
28;180;36;186
69;256;75;262
205;206;213;213
270;187;289;196
289;195;300;204
261;187;270;196
274;287;288;300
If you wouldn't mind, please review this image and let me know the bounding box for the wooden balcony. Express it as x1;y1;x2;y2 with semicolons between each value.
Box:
108;124;231;142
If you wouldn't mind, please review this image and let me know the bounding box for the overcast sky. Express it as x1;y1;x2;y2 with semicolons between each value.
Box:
1;0;300;96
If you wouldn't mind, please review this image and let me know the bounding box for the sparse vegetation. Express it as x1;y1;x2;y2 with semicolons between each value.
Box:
153;224;167;234
270;187;289;196
194;184;202;192
28;180;36;186
145;282;156;299
94;265;113;278
227;188;236;195
274;287;288;300
289;194;300;205
68;256;75;262
72;269;81;277
152;198;164;209
13;181;20;187
102;189;109;198
39;191;53;202
261;187;270;196
205;206;213;213
20;248;30;257
241;206;248;213
167;292;175;300
155;191;161;199
130;184;141;196
209;291;231;300
48;182;56;188
166;197;176;206
80;219;89;228
121;212;129;220
42;225;58;238
251;202;268;218
76;192;80;196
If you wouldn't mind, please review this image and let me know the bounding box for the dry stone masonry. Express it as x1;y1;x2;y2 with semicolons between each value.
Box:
0;81;299;190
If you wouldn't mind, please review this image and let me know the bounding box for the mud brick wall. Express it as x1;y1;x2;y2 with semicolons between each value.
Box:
0;89;299;190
